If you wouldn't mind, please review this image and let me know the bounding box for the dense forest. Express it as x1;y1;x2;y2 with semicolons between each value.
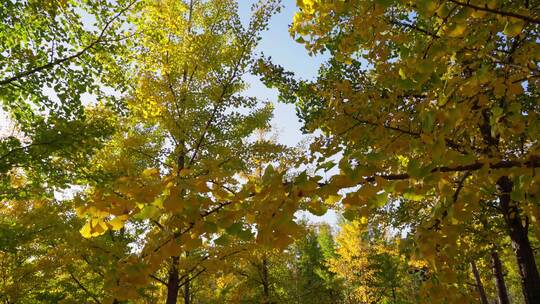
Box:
1;0;540;303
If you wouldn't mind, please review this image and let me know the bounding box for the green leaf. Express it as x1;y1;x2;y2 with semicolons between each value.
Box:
226;222;253;241
317;161;336;172
342;209;357;221
407;159;430;178
214;234;230;246
226;222;244;234
308;201;328;216
503;20;524;37
204;221;218;233
374;192;388;207
403;192;425;201
137;205;161;219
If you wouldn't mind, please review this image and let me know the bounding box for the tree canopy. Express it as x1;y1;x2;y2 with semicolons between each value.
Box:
1;0;540;303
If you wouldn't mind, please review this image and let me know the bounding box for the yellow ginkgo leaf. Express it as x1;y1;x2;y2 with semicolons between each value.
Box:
90;218;108;235
107;216;126;231
142;168;159;178
79;222;93;238
325;194;342;205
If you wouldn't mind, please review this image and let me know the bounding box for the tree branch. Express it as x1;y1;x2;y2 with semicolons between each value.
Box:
178;267;206;288
69;272;102;304
148;201;234;256
149;274;167;286
389;20;440;38
342;111;468;153
363;157;540;183
447;0;540;25
0;0;137;86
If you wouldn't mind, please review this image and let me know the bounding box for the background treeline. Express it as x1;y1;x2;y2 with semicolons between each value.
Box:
0;202;532;304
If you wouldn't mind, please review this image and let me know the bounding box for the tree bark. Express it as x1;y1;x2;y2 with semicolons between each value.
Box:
491;249;510;304
165;256;180;304
262;254;270;304
497;176;540;304
471;260;489;304
183;275;190;304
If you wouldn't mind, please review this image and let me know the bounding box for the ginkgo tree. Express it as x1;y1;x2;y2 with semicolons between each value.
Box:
0;0;134;196
327;219;429;304
0;189;144;303
257;0;540;303
72;0;319;303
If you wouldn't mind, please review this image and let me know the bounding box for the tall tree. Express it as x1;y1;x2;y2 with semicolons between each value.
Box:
75;0;287;302
290;224;340;304
471;260;489;304
491;249;511;304
0;193;140;303
258;1;540;302
327;220;427;304
0;0;133;199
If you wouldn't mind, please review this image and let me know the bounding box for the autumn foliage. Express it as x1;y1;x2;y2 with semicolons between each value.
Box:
1;0;540;303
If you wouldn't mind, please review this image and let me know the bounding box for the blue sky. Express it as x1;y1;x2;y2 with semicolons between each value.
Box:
238;1;338;226
238;0;327;147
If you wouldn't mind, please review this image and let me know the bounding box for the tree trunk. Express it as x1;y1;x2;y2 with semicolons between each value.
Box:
166;256;180;304
497;176;540;304
262;254;270;304
166;130;186;304
471;260;489;304
491;249;510;304
183;275;190;304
